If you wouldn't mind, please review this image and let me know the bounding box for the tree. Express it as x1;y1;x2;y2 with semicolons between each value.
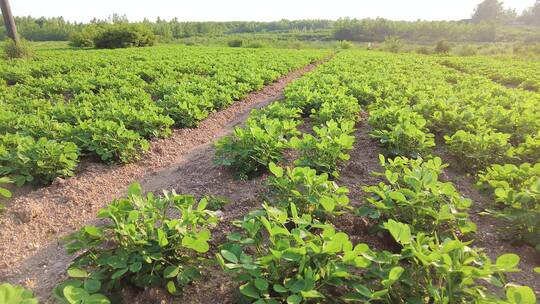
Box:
471;0;516;24
519;0;540;26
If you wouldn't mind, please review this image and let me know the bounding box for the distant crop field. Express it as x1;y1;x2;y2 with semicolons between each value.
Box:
0;45;327;185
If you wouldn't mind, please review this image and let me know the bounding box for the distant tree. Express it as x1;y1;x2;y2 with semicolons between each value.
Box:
472;0;516;24
519;0;540;26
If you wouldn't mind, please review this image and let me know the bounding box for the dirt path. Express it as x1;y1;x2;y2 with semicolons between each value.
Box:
0;61;323;301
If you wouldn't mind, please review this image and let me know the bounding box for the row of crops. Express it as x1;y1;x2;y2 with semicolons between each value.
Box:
333;51;540;251
44;51;537;303
440;55;540;93
0;46;328;186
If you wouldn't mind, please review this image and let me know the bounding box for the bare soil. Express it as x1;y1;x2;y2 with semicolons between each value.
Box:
0;61;322;302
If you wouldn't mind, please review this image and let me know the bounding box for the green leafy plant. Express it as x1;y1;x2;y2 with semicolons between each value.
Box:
290;120;355;177
71;120;149;163
362;155;476;236
214;117;300;179
368;106;434;158
444;129;512;171
478;163;540;250
382;220;536;304
55;183;218;302
0;283;38;304
309;95;361;125
0;134;79;185
0;177;12;212
217;203;378;303
267;163;350;217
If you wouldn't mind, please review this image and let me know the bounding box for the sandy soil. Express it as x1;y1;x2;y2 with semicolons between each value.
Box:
0;61;323;302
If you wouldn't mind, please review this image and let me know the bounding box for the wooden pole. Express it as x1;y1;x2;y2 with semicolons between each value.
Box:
0;0;19;45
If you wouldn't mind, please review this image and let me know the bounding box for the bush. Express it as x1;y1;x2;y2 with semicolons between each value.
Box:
245;41;265;48
69;30;96;48
382;36;403;53
93;24;155;49
434;39;452;54
416;46;433;55
2;39;33;59
338;40;354;49
227;39;243;47
456;44;478;56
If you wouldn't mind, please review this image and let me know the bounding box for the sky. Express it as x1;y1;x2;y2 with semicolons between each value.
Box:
9;0;536;23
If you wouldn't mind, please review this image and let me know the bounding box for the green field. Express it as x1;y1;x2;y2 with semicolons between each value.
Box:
0;43;538;303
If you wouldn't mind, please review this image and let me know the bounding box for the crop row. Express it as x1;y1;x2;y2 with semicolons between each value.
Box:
320;51;540;252
439;56;540;93
46;51;536;304
0;46;328;185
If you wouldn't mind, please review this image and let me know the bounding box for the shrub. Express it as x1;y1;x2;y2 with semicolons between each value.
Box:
2;39;33;59
0;134;79;186
416;46;433;55
93;24;155;49
338;40;354;49
456;44;478;56
55;183;218;302
69;31;95;48
434;39;452;54
245;41;264;48
382;36;403;53
227;39;243;47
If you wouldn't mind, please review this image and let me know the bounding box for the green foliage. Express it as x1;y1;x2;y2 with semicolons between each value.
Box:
368;105;434;158
363;156;476;236
337;40;354;49
227;39;243;47
290;120;355;177
382;36;404;53
93;24;156;49
267;163;350;216
55;183;218;301
309;94;361;125
478;163;540;249
214;117;300;179
2;39;33;59
444;129;512;171
71;120;149;163
0;134;79;185
0;283;38;304
217;204;377;303
0;45;327;184
383;220;531;303
434;39;452;54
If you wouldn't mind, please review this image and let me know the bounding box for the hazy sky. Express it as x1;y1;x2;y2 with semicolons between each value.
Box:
10;0;535;23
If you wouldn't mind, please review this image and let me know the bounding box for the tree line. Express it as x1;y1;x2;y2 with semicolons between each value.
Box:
0;0;539;43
